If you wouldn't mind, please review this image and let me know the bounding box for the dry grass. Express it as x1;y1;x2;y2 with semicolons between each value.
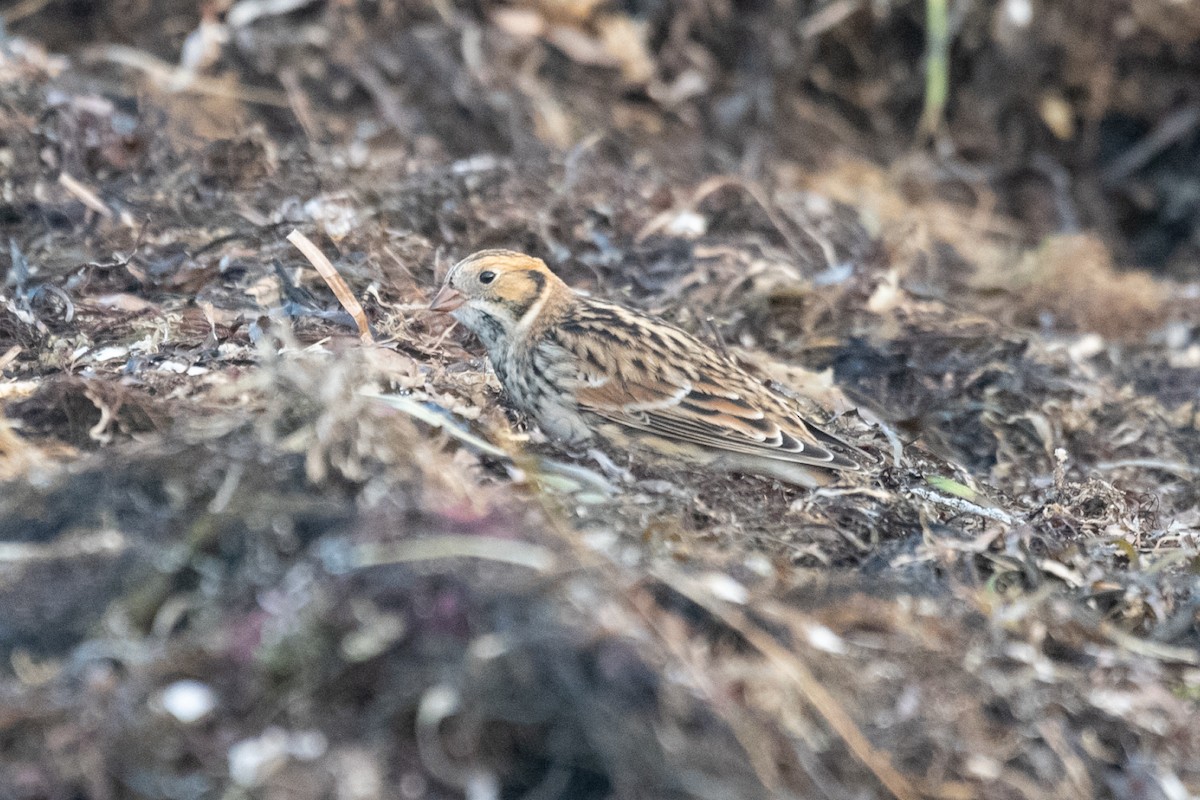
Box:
1;5;1199;799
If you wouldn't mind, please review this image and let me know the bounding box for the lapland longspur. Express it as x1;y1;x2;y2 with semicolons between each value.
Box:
429;249;867;487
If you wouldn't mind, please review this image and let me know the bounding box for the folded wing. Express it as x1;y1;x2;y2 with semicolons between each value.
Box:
555;303;861;471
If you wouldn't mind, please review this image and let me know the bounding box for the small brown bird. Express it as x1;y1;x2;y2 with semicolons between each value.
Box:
429;249;866;487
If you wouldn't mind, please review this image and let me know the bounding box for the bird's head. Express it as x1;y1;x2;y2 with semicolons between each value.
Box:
429;250;563;349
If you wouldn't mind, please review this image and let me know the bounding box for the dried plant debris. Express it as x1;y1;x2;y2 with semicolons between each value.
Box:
1;5;1199;800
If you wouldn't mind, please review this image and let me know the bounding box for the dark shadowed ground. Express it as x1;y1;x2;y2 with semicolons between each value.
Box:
1;1;1198;798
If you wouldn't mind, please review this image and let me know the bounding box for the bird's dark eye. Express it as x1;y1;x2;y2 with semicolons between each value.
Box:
478;270;496;284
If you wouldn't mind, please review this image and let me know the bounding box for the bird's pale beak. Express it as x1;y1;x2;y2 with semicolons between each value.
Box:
429;285;466;313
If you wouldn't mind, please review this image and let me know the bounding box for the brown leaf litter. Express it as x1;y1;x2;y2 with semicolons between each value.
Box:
1;5;1200;800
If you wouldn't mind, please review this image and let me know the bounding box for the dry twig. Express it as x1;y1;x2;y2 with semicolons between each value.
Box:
287;229;375;344
58;173;112;218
